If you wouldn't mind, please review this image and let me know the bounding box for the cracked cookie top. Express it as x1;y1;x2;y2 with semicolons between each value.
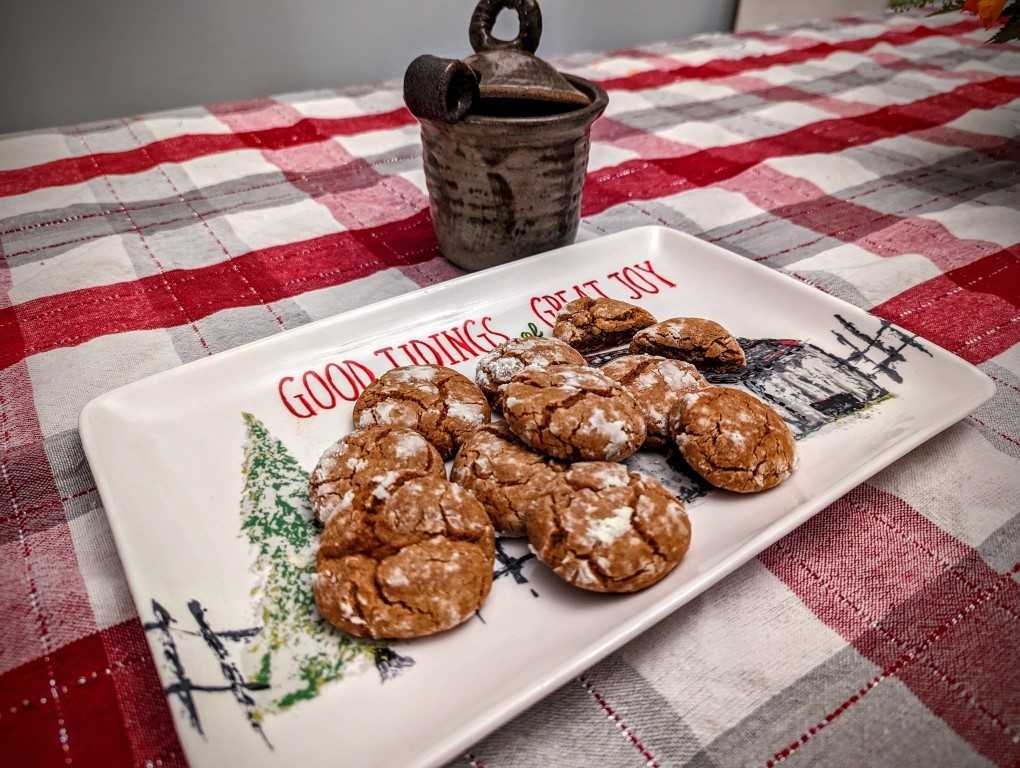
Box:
600;354;709;448
630;318;746;372
553;297;657;353
670;386;795;493
502;364;647;462
526;462;691;593
308;426;445;525
352;365;491;459
451;422;565;538
315;476;495;639
474;336;586;405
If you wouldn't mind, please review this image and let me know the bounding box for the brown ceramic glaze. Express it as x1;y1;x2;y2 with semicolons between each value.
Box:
420;75;607;271
406;0;608;271
404;55;479;123
466;0;588;107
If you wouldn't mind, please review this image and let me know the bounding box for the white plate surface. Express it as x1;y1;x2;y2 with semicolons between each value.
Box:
81;227;993;768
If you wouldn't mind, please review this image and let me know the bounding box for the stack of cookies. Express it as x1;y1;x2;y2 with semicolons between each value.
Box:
551;298;797;494
309;297;796;640
310;368;495;640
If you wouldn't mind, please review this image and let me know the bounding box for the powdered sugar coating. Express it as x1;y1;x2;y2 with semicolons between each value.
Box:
392;432;427;460
659;362;707;391
353;365;491;458
670;385;796;493
587;505;634;545
553;297;656;353
345;456;368;472
450;422;564;537
630;317;746;372
584;462;630;488
502;365;646;462
526;462;691;593
322;489;355;527
308;425;445;525
577;407;633;461
447;401;488;425
474;337;586;404
683;391;706;407
316;476;495;639
388;366;437;383
601;355;709;448
370;470;402;500
356;399;417;429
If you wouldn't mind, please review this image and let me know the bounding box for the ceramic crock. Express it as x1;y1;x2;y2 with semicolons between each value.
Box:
405;0;608;271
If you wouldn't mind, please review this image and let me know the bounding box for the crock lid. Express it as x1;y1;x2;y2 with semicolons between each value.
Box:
464;0;589;107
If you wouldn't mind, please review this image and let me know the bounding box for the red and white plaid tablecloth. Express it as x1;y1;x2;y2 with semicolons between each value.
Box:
2;10;1018;767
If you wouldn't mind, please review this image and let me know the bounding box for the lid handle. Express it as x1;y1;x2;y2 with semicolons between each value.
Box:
469;0;542;54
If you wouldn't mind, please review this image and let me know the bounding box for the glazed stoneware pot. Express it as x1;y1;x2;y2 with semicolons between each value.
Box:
404;0;608;271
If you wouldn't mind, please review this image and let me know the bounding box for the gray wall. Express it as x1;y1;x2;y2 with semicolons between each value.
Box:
0;0;737;134
736;0;886;30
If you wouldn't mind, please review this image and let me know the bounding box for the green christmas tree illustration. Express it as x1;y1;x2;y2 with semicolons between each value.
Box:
238;413;411;714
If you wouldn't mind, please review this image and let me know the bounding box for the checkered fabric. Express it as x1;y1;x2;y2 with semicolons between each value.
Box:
1;10;1018;767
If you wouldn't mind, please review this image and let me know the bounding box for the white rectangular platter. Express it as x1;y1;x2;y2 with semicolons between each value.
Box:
80;226;993;768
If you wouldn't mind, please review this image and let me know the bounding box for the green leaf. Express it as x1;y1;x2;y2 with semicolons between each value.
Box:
888;0;963;12
928;2;968;16
990;11;1020;42
889;0;930;9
